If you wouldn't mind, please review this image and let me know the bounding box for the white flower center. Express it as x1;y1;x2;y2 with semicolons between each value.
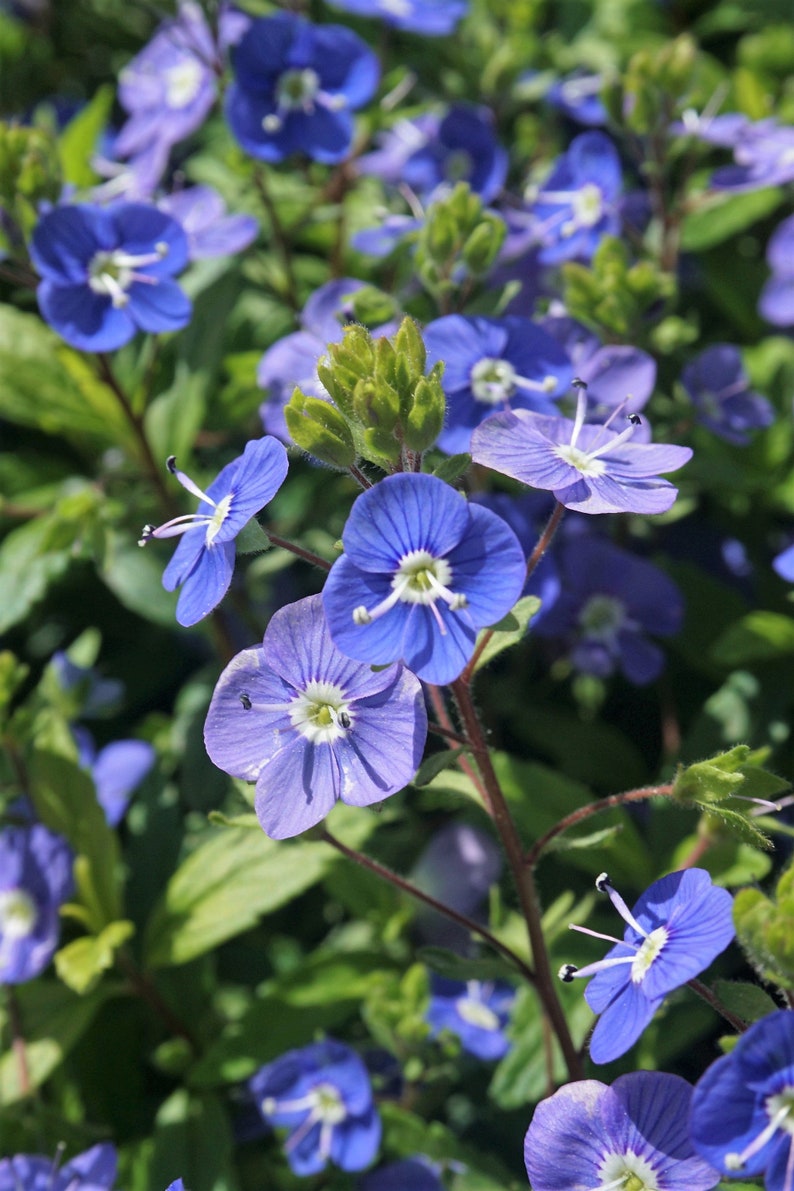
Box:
630;926;668;984
205;493;233;546
88;244;168;308
554;443;608;476
570;182;604;230
380;0;412;15
289;680;352;745
471;357;517;405
0;889;38;940
165;58;205;109
578;594;626;643
393;551;454;605
456;995;500;1032
598;1150;659;1191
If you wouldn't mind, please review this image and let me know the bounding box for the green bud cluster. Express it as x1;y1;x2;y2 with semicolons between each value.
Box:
603;35;699;135
415;182;506;305
734;861;794;991
285;317;446;470
562;235;676;343
0;122;62;244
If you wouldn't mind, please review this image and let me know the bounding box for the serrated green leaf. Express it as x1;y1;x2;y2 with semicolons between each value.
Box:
712;979;779;1024
473;596;541;671
234;518;271;555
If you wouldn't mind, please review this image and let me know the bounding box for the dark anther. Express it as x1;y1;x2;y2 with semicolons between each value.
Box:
558;963;579;983
239;692;252;710
595;872;612;893
140;524;155;541
338;711;351;729
166;455;177;474
571;377;588;390
627;413;642;426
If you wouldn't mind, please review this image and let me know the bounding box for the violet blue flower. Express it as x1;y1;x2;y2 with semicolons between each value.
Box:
327;0;467;35
774;543;794;583
541;314;656;420
258;278;397;440
51;652;123;716
546;72;609;127
74;727;155;827
423;314;572;454
114;2;219;185
0;824;74;984
559;870;735;1064
204;594;427;839
360;105;507;205
533;535;684;684
471;381;692;515
159;185;258;260
31;202;191;351
527;131;623;264
322;473;527;685
681;344;774;445
711;119;794;192
760;214;794;327
359;1158;443;1191
525;1071;720;1191
139;437;289;627
0;1144;117;1191
690;1009;794;1191
471;491;561;625
225;13;379;164
248;1038;381;1175
426;977;515;1060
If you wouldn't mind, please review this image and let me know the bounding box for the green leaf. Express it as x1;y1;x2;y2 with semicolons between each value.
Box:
144;368;207;465
0;503;89;634
413;746;469;787
681;187;783;251
57;85;113;187
545;823;624;854
0;982;113;1103
473;596;541;671
432;452;471;483
55;920;135;994
489;986;593;1108
147;1089;236;1191
711;611;794;664
712;979;779;1024
416;947;513;984
100;530;179;627
234;518;271;555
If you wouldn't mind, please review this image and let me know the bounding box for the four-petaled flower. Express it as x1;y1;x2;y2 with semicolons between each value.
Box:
225;13;379;163
691;1009;794;1191
31;202;191;352
471;380;692;515
139;436;289;627
559;870;735;1064
426;977;515;1060
0;824;74;984
204;594;427;839
322;473;527;684
681;344;774;445
0;1144;117;1191
423;314;572;454
524;1072;720;1191
248;1038;381;1175
526;131;623;264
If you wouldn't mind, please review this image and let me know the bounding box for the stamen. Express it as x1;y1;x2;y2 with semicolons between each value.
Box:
726;1104;791;1170
139;512;215;542
595;873;649;939
558;955;637;982
569;379;589;448
166;456;218;506
239;692;252;710
569;923;632;948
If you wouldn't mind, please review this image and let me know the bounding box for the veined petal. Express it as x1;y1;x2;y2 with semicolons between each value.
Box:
691;1050;771;1176
444;503;526;626
127;278;192;333
215;436;289;540
175;540;235;626
588;981;659;1064
204;647;296;780
524;1079;610;1191
330;1108;382;1172
254;736;340;839
37;282;135;352
324;557;413;666
342;473;470;572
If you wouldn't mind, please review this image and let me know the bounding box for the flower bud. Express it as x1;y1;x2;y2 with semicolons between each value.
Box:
285;389;356;469
462;213;506;275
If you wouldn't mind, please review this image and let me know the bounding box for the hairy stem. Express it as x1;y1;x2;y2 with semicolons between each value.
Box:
525;785;675;869
688;978;748;1034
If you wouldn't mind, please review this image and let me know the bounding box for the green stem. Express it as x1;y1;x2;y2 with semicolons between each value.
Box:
451;677;583;1081
252;165;300;313
319;829;536;986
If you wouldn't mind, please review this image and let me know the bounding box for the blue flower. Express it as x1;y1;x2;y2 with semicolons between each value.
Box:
533;534;684;684
410;821;502;951
423;314;572;453
204;595;427;839
710;119;794;192
681;344;774;445
159;185;258;261
225;13;379;164
248;1039;381;1175
559;870;735;1064
74;728;155;827
359;1158;443;1191
774;542;794;583
0;824;74;983
760;214;794;328
360;105;507;205
327;0;467;35
140;437;289;627
426;977;515;1060
471;381;692;516
526;131;623;264
31;202;191;351
322;473;527;684
546;72;609;127
540;313;657;421
525;1072;720;1191
0;1144;117;1191
691;1009;794;1191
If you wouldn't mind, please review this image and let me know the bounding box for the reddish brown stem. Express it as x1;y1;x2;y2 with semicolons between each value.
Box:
265;531;332;571
525;785;675;869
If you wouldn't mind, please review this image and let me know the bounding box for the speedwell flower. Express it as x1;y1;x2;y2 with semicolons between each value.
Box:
471;380;692;515
73;727;155;827
690;1009;794;1191
760;214;794;328
322;473;526;684
225;13;379;164
526;131;623;264
139;436;289;627
249;1038;381;1175
559;869;734;1064
0;824;74;983
204;595;427;839
681;344;774;445
159;185;258;261
423;314;572;454
31;202;191;351
0;1144;117;1191
524;1072;720;1191
327;0;467;35
426;977;515;1060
